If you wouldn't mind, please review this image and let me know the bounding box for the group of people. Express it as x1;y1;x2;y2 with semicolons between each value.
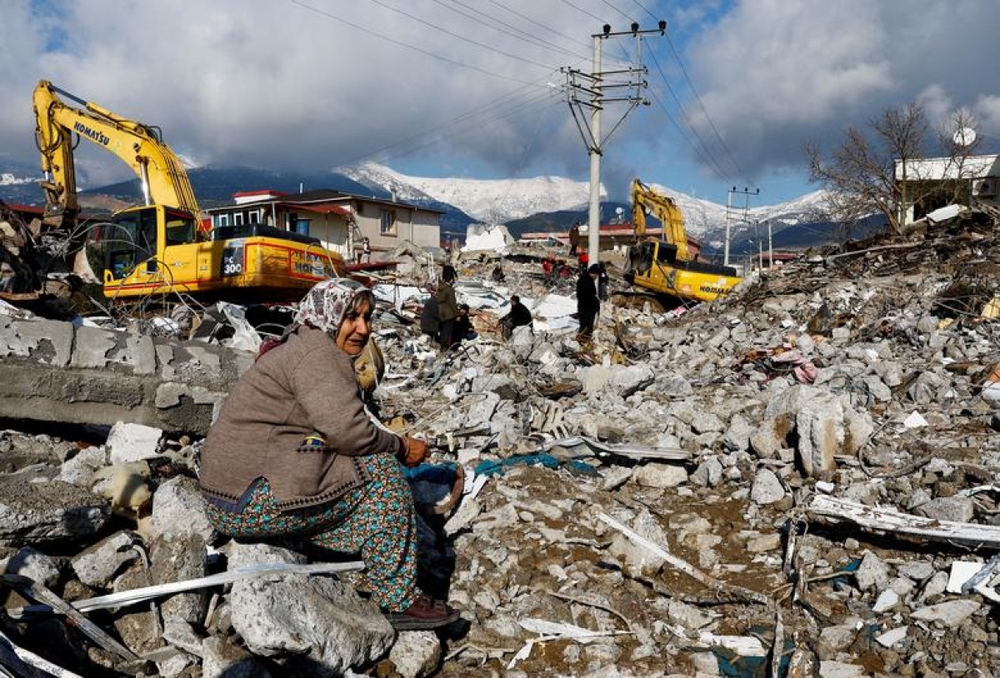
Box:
420;265;477;350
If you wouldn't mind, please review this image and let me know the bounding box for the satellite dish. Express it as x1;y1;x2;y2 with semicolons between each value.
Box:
954;126;977;147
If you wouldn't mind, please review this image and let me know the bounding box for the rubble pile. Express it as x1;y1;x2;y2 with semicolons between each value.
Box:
3;208;1000;677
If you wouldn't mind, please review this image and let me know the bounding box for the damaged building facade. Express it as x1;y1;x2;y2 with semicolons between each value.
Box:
205;189;444;263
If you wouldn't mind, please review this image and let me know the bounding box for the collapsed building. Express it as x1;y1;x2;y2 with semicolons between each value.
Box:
1;206;1000;677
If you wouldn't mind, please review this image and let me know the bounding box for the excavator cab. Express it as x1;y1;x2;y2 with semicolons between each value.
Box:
99;205;198;285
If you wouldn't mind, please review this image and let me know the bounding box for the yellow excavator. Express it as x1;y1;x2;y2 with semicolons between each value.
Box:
33;80;346;305
623;178;741;304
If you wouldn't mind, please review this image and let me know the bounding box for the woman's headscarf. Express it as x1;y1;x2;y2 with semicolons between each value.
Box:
294;278;369;338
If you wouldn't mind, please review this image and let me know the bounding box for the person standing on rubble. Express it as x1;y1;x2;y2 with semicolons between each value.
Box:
198;278;459;630
597;262;609;301
576;263;601;341
568;222;581;256
435;265;459;350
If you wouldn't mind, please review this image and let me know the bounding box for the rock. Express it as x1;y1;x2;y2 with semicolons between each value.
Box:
632;463;688;489
4;546;60;587
226;542;394;675
910;599;981;625
914;496;975;523
388;630;442;678
690;457;723;487
106;421;163;464
722;414;753;452
0;478;110;545
148;475;215;542
818;623;858;658
750;468;784;505
607;509;670;577
855;551;890;592
71;530;140;587
875;625;908;648
872;589;899;613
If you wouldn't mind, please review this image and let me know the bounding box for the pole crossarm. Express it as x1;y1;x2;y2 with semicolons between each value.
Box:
561;22;666;264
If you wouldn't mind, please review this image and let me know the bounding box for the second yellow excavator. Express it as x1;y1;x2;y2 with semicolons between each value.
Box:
33;80;346;306
623;178;742;304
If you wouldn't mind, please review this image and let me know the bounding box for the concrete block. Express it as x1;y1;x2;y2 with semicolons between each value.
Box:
123;333;158;374
15;319;74;366
0;319;38;358
71;325;116;369
107;421;163;464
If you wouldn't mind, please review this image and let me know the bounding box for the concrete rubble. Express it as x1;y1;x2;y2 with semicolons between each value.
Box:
2;206;1000;676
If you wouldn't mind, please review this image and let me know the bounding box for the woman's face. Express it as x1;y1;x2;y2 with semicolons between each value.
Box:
336;299;373;356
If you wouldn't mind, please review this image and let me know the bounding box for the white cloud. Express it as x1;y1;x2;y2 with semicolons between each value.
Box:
678;0;1000;183
3;0;999;204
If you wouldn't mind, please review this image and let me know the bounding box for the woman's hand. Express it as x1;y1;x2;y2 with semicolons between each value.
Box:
400;437;429;467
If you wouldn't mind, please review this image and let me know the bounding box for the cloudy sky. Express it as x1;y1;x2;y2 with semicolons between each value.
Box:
3;0;999;206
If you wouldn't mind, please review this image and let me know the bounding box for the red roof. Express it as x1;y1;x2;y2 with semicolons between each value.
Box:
233;189;289;199
6;204;43;216
294;203;351;217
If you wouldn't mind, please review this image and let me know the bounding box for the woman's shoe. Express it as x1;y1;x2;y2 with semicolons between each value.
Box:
385;594;459;631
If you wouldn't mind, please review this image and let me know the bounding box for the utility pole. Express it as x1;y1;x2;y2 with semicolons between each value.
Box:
564;21;666;264
767;220;773;270
724;186;759;267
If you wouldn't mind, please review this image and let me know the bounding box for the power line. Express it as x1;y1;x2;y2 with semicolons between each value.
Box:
487;0;592;55
367;0;555;70
290;0;541;86
629;0;658;22
647;89;733;184
597;0;634;23
664;33;750;184
559;0;604;24
646;48;734;183
343;86;562;167
436;0;592;62
390;89;560;161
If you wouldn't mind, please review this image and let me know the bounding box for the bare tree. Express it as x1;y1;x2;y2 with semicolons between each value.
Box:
804;103;981;235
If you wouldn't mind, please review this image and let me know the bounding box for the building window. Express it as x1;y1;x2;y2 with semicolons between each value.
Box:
217;214;230;227
380;209;396;236
249;210;260;224
234;212;245;226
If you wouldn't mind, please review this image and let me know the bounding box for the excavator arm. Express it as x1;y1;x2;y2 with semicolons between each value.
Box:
33;80;199;228
631;178;691;261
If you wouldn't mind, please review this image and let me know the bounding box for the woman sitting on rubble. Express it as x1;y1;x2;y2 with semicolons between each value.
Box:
198;278;459;630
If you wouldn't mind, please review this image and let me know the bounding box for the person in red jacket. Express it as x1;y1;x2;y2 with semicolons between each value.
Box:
199;278;459;630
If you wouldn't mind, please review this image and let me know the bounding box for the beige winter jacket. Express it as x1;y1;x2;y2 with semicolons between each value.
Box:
198;325;404;511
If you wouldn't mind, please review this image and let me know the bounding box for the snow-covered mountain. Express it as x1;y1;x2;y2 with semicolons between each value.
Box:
340;162;604;224
343;162;831;241
647;181;831;248
0;172;38;187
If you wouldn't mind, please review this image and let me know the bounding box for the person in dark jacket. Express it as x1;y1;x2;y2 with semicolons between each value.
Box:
452;303;477;346
597;263;610;301
435;265;459;350
199;278;458;630
500;295;533;339
576;264;601;341
420;291;440;343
